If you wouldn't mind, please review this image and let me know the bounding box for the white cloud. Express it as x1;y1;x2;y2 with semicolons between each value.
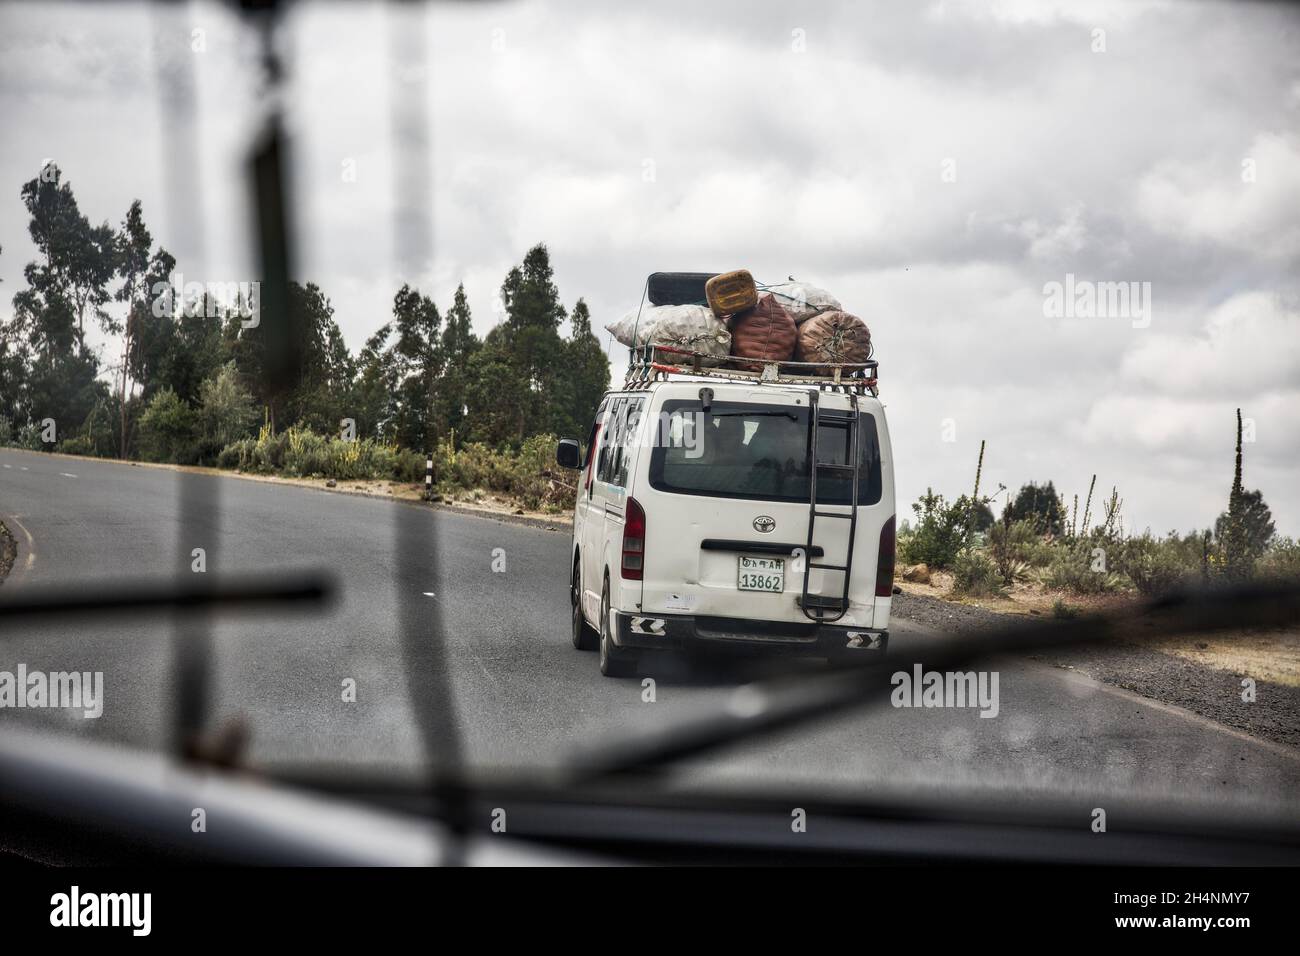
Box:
1137;132;1300;261
1119;291;1300;394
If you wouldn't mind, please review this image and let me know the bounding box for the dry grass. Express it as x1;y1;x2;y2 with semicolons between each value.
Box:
896;575;1129;617
1137;629;1300;687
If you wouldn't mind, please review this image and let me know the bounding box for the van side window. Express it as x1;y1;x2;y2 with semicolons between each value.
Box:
597;397;625;483
613;398;644;488
584;400;607;491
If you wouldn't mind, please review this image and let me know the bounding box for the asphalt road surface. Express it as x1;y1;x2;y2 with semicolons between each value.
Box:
3;446;1298;814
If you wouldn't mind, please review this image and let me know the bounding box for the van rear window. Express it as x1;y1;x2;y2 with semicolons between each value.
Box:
648;399;882;505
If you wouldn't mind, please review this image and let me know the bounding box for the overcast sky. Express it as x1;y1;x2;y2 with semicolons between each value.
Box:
2;0;1297;534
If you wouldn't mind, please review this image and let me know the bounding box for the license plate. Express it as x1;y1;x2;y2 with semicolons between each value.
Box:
738;556;784;593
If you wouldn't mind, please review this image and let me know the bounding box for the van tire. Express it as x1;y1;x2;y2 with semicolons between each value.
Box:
598;575;637;678
571;556;598;651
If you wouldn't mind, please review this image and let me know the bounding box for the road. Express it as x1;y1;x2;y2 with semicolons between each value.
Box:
2;446;1298;813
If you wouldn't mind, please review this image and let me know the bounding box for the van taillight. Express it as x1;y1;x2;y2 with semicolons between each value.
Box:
875;515;896;597
622;497;645;580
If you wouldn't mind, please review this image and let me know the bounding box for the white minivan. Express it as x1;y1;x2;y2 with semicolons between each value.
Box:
556;355;895;677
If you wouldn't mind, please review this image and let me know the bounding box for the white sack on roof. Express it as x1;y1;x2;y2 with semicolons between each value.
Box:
605;303;731;363
762;281;841;324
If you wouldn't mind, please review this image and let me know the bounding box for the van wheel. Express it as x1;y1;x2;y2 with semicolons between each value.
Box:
571;556;598;651
598;576;637;678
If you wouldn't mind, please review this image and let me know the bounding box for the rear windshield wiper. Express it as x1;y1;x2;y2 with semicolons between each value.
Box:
709;410;800;421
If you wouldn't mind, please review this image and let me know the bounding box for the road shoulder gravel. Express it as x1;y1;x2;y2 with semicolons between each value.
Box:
0;518;14;585
892;590;1300;752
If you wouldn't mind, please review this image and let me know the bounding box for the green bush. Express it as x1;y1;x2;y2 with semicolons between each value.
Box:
1052;598;1080;619
1116;533;1199;595
137;388;201;464
987;517;1040;584
393;447;425;483
1258;537;1300;581
199;364;258;458
211;427;566;510
219;427;434;484
952;549;1007;598
900;489;971;569
58;435;97;456
282;427;329;476
1041;537;1125;594
64;398;124;459
15;422;47;451
217;438;255;470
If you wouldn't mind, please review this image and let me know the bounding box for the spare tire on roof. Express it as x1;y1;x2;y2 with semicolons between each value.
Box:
647;272;717;307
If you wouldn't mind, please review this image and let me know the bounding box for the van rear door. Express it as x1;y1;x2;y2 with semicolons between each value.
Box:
635;387;891;629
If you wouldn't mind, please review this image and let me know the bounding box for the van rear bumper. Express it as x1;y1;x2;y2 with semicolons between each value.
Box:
614;612;887;657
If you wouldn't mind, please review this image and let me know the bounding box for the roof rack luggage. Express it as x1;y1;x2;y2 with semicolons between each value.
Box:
623;342;879;396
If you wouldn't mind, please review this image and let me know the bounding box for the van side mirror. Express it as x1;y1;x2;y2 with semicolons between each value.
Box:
556;438;582;470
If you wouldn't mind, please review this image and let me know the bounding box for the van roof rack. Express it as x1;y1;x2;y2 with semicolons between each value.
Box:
624;343;879;396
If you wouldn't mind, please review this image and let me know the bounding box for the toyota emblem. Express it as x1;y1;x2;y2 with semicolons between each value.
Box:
753;515;776;533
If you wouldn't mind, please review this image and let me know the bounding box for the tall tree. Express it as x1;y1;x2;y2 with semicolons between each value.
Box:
353;322;397;440
227;282;351;433
113;200;172;456
6;169;111;439
464;326;523;446
1217;408;1273;578
18;165;117;340
389;284;442;449
127;247;179;401
286;284;353;433
466;244;568;445
555;298;609;437
433;283;479;444
1006;480;1064;536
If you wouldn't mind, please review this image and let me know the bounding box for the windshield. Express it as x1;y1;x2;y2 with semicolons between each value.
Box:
1;0;1298;876
649;399;882;505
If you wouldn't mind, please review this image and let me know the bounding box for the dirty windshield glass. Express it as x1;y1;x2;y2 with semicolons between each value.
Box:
0;0;1298;888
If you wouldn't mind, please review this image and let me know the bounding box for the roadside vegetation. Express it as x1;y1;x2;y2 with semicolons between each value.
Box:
0;166;605;513
4;169;1297;566
898;412;1298;603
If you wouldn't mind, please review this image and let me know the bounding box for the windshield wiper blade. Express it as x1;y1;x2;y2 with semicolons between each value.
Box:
0;572;333;622
564;581;1300;783
710;410;800;421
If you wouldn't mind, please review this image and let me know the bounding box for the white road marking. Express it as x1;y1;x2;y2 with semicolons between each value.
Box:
59;472;78;479
4;513;37;575
19;467;28;471
422;591;437;597
2;464;10;469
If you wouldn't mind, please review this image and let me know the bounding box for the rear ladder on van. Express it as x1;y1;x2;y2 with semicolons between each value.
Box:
798;391;860;623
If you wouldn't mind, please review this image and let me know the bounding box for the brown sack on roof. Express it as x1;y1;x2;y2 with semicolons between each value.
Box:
795;310;872;373
728;292;797;366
